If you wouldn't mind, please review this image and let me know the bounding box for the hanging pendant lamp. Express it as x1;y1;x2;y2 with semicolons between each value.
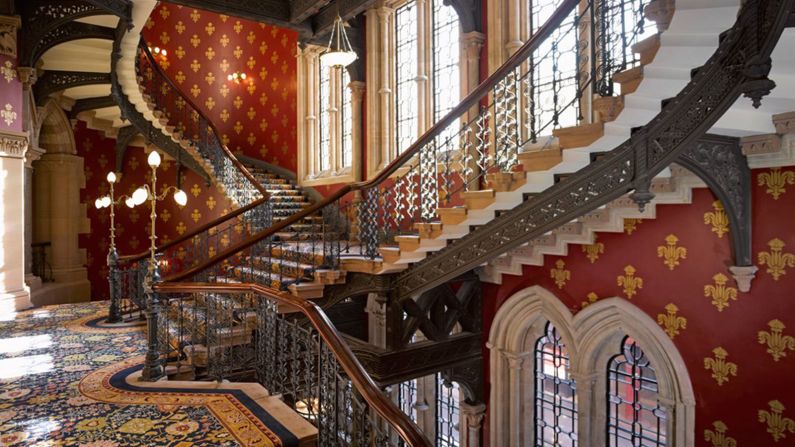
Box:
320;15;358;68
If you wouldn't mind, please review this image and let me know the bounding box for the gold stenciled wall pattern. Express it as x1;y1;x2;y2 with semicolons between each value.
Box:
142;4;298;172
76;122;232;301
481;166;795;445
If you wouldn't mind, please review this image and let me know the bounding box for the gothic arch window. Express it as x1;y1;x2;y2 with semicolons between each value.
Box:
297;46;363;187
534;321;577;446
393;0;462;154
436;374;461;446
606;336;667;446
487;286;695;447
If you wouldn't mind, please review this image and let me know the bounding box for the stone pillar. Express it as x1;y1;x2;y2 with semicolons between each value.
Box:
32;152;91;304
460;401;487;447
461;32;486;189
0;131;32;312
24;147;44;291
365;6;394;178
0;15;32;313
365;292;388;348
349;80;365;182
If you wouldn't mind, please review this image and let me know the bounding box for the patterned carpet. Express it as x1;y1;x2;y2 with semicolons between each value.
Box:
0;302;297;447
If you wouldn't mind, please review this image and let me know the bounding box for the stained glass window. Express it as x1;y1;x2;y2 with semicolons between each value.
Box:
395;1;419;154
606;336;667;446
534;321;578;446
436;374;460;447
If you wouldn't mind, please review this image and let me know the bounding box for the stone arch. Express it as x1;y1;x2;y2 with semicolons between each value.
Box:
36;99;77;155
30;99;90;305
575;298;696;447
487;285;578;446
487;286;695;446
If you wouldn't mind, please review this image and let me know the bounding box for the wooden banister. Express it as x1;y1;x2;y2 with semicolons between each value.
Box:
162;0;580;282
119;196;269;263
154;281;433;447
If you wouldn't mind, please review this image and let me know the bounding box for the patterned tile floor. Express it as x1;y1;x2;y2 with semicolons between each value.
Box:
0;302;295;447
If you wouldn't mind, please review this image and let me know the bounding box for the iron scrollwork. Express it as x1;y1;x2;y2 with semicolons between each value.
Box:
395;0;790;299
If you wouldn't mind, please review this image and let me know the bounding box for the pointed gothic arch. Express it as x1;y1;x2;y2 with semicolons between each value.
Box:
487;285;695;446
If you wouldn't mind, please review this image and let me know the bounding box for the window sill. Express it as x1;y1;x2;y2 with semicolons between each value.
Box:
301;172;356;187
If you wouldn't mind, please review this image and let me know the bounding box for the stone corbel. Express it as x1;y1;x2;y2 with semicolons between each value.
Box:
24;145;44;168
0;15;21;58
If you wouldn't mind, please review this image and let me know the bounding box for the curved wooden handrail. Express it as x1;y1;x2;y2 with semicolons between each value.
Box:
154;281;433;447
163;0;580;282
138;38;269;199
119;196;269;264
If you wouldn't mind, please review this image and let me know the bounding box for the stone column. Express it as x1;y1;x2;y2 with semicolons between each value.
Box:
0;15;32;313
24;146;44;291
32;151;91;304
460;401;487;447
349;80;365;181
365;292;388;348
461;32;486;189
0;131;32;312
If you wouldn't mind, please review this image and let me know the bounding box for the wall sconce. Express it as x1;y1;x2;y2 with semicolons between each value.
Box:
148;46;168;58
227;72;248;84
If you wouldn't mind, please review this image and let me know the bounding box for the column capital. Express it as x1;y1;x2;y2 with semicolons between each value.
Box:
0;129;28;159
461;31;486;50
460;401;487;426
17;67;37;90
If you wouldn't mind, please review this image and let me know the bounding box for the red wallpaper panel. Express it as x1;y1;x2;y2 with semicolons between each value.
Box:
482;167;795;445
142;3;298;172
75;122;232;300
0;53;24;133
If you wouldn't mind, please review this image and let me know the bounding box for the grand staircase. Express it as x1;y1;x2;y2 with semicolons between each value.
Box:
27;0;794;444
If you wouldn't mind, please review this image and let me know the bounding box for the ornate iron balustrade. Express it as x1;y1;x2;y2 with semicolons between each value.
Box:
154;282;433;447
108;197;273;321
163;0;788;307
393;0;789;298
163;0;643;280
136;39;268;208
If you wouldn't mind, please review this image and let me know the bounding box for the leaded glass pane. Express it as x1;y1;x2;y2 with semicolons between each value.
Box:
432;0;460;153
318;64;331;171
522;0;580;144
606;336;667;447
534;321;577;446
341;68;353;168
395;1;419;154
436;374;460;447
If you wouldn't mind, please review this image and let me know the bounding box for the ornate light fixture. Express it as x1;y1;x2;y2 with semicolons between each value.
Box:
227;71;248;84
320;15;357;68
94;171;134;323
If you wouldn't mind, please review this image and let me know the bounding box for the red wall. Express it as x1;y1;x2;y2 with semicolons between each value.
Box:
142;3;298;172
482;167;795;445
0;52;23;133
76;122;232;300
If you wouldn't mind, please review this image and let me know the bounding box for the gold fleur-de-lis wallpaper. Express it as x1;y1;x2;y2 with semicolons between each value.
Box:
143;4;298;171
0;53;22;132
481;166;795;445
76;121;232;301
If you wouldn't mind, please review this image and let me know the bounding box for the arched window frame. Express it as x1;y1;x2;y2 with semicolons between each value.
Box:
296;44;364;186
487;285;696;447
364;0;484;179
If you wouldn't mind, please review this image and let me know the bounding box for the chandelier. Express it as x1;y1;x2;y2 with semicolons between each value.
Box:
320;15;357;68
